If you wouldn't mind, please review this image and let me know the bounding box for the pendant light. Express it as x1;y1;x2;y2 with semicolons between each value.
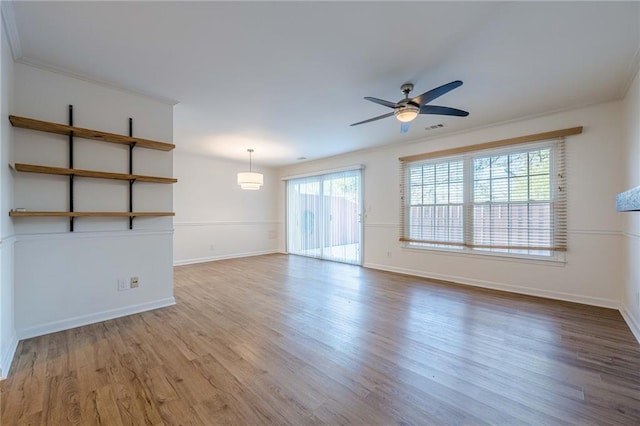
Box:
237;148;263;190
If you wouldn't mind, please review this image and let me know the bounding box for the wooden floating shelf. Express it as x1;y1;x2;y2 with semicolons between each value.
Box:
9;211;175;218
9;115;175;151
13;163;177;184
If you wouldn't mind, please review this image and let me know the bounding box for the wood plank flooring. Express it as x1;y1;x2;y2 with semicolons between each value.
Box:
2;254;640;425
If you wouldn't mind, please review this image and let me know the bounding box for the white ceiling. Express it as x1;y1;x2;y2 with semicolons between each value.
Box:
6;1;640;167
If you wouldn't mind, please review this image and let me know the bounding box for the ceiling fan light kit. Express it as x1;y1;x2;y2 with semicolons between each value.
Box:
237;149;264;190
395;105;420;123
351;80;469;129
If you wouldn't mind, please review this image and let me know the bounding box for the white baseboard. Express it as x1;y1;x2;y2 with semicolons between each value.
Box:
174;249;279;266
363;262;620;309
0;331;19;380
17;297;176;340
620;305;640;344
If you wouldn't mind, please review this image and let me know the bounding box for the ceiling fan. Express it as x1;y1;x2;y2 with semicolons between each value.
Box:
350;80;469;132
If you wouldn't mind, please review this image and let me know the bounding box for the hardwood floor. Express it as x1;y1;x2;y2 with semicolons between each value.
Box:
2;254;640;425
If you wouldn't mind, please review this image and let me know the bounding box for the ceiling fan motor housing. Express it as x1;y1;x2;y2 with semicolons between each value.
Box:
400;83;414;95
396;84;420;122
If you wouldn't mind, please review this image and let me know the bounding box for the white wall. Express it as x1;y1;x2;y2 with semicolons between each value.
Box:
11;64;175;340
173;151;279;265
278;101;625;308
0;6;17;379
622;67;640;340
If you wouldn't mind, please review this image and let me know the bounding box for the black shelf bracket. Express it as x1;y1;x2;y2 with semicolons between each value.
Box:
129;117;135;230
69;105;74;232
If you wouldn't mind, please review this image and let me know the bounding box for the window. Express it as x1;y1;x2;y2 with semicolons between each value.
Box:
407;159;465;246
400;138;567;258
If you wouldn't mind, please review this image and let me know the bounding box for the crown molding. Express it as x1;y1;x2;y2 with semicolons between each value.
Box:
16;56;179;106
619;44;640;100
1;0;22;60
1;1;178;106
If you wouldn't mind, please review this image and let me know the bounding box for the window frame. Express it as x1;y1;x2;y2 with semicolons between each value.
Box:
400;136;568;261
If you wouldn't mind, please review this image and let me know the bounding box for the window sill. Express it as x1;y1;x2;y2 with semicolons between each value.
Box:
401;243;566;266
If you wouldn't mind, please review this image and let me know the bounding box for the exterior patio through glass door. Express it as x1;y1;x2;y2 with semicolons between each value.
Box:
286;169;362;265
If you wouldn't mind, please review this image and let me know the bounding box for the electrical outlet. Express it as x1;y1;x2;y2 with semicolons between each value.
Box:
117;278;128;291
210;244;215;251
386;251;392;258
130;277;139;289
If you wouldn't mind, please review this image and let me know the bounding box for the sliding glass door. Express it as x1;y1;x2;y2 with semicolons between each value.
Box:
287;169;362;265
287;176;322;258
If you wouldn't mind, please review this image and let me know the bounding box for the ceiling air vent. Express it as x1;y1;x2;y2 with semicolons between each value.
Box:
425;123;445;131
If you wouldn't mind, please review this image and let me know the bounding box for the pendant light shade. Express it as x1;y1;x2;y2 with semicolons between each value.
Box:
237;172;264;190
237;149;264;190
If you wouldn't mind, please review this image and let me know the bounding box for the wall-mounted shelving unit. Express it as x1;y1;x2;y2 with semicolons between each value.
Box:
8;106;177;231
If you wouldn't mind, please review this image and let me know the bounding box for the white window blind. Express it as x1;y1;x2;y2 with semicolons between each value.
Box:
406;158;465;246
400;136;569;257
